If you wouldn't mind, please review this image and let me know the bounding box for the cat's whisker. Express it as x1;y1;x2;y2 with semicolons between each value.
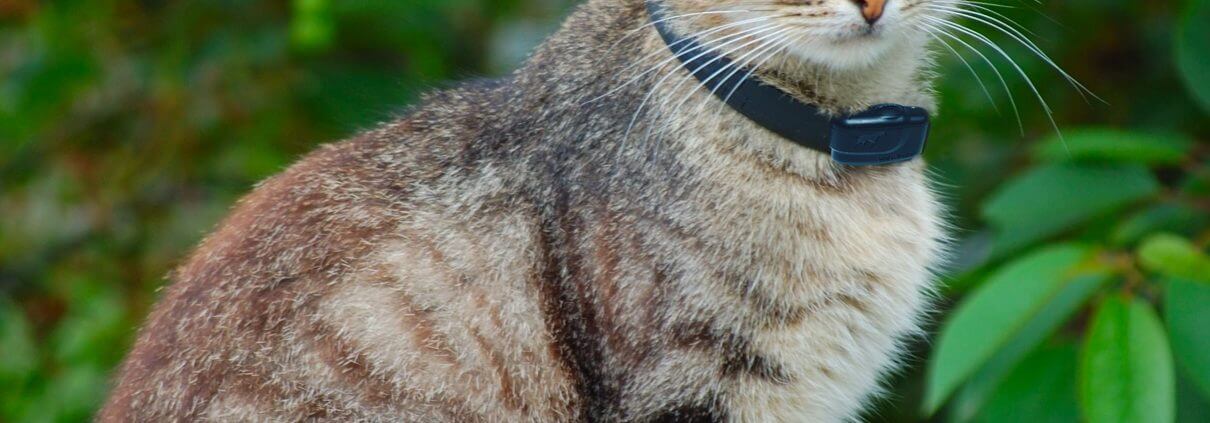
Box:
586;14;783;105
614;22;784;171
605;16;784;176
996;0;1064;26
599;16;776;97
928;5;1052;61
920;27;999;114
919;20;1023;134
664;26;795;127
662;27;798;140
608;9;777;54
700;29;803;126
643;24;793;140
633;24;791;142
1021;2;1066;29
724;30;807;108
945;1;1040;39
924;15;1066;144
704;29;811;196
959;1;1017;11
708;29;800;109
928;3;1104;104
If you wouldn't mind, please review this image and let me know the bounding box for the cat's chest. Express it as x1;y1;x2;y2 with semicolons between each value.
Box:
707;165;944;421
701;165;942;304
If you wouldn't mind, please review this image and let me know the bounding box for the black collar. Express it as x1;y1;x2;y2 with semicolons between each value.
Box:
646;1;930;166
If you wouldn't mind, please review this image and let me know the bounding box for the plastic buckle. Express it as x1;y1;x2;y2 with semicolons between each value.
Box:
828;104;930;166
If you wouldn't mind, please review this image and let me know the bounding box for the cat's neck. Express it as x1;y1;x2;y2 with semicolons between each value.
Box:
755;45;938;116
650;0;938;115
513;0;937;182
632;18;937;182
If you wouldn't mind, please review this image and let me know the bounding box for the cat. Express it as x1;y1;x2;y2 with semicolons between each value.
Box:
101;0;951;421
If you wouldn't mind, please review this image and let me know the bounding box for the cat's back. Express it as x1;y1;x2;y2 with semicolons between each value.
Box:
100;84;573;421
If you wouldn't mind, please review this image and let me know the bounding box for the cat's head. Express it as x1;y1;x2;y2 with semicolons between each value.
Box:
657;0;956;70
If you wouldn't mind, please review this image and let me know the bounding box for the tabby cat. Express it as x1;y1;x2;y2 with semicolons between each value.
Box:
102;0;953;421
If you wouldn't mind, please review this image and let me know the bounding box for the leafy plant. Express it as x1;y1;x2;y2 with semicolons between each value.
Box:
1177;0;1210;114
1080;295;1175;423
921;5;1210;415
925;123;1208;421
925;122;1209;422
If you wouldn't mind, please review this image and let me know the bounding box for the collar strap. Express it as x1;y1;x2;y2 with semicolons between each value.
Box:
646;1;930;166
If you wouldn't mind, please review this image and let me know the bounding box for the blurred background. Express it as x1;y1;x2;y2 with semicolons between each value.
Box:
0;0;1206;421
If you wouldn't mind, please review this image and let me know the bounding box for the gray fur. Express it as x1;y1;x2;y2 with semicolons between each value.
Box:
102;0;950;421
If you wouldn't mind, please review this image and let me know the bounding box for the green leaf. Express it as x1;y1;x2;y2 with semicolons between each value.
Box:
1182;165;1210;198
0;298;38;422
1080;296;1175;423
1111;204;1209;247
972;343;1081;423
1138;234;1210;282
950;274;1107;422
1178;374;1210;423
0;299;36;385
19;365;109;423
983;164;1160;255
924;245;1106;415
1166;278;1210;399
1177;0;1210;114
291;0;335;51
51;287;128;367
1033;129;1194;165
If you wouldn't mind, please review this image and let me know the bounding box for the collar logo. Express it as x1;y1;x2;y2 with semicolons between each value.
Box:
857;132;886;147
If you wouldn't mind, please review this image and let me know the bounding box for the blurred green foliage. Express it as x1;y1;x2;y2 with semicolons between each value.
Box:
0;0;1206;422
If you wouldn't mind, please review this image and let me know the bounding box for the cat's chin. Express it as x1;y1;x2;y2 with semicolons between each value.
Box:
784;30;906;70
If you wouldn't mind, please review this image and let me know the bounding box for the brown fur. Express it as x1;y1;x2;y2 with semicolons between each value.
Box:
102;0;950;421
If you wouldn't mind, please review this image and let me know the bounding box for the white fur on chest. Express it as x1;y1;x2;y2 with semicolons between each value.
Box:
673;121;944;421
636;44;945;419
725;166;943;422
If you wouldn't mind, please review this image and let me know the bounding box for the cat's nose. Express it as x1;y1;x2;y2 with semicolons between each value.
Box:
850;0;887;25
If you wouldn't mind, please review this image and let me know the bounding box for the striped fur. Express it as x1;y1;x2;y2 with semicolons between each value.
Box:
102;0;949;421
